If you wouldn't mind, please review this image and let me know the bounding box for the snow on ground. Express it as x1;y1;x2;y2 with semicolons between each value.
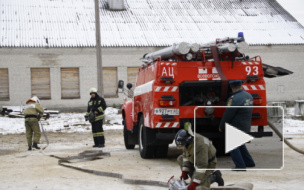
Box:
283;107;304;134
284;119;304;134
0;107;304;135
0;107;123;135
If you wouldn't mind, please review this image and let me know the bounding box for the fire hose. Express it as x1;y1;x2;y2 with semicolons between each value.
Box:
41;150;168;188
267;121;304;155
40;120;49;150
37;121;303;189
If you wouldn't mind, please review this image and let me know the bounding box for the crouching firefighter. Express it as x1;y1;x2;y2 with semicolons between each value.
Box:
175;126;224;190
85;88;107;148
24;96;44;151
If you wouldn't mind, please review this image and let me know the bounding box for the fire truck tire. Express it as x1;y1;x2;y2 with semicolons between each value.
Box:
138;116;155;158
123;122;135;149
154;144;168;158
212;138;226;156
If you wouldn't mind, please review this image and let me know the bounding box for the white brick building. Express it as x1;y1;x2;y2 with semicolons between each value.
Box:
1;0;304;111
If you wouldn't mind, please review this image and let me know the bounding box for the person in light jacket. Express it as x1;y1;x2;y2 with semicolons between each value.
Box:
176;126;224;189
24;96;44;150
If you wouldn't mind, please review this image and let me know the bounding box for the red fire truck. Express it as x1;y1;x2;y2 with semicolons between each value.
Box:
118;33;292;158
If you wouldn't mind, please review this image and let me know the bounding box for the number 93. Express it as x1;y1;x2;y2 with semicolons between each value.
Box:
245;66;259;75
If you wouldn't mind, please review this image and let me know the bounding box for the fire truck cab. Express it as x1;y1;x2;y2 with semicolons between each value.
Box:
118;33;290;158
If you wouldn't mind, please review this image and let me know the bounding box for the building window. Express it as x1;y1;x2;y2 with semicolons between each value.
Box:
103;67;118;98
31;68;51;100
127;67;138;90
61;68;80;99
0;68;9;101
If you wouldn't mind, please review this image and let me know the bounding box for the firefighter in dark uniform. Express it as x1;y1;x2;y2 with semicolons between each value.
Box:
175;127;224;190
24;96;44;151
85;88;107;148
219;80;255;169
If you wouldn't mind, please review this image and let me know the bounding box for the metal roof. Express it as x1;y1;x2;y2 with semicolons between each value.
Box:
1;0;304;47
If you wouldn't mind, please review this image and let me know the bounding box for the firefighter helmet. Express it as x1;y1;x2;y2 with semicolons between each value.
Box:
26;96;40;104
89;88;97;95
175;129;192;148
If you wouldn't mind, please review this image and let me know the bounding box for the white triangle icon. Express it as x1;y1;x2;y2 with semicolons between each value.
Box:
225;123;254;153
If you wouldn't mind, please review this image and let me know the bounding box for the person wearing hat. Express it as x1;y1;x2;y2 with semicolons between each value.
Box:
175;123;224;189
24;96;44;150
85;88;107;148
219;80;255;169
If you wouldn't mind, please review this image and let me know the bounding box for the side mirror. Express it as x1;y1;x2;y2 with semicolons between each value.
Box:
118;80;124;93
126;83;133;90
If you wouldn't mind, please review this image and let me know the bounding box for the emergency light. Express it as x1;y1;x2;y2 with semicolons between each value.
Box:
238;32;245;42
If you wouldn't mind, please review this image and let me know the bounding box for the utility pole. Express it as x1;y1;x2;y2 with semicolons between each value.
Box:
94;0;104;96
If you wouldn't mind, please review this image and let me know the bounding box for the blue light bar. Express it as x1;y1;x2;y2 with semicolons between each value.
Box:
238;32;245;42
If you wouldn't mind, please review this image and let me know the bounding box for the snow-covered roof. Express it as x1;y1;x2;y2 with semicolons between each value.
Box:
1;0;304;47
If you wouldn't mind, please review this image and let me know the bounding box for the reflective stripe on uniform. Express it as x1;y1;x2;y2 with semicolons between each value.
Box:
95;115;105;120
182;167;190;172
98;106;104;113
24;104;36;109
195;170;205;173
203;136;210;146
193;178;201;184
93;132;104;137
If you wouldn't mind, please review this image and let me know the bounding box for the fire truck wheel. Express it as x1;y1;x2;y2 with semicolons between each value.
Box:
154;144;168;158
212;138;226;156
138;116;155;158
123;121;135;149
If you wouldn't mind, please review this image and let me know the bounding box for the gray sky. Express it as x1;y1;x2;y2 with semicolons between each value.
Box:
277;0;304;26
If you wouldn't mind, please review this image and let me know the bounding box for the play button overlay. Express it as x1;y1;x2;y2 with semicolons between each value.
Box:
193;106;284;170
225;123;254;153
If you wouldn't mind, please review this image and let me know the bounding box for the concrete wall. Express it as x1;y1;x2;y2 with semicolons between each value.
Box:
248;45;304;103
0;47;159;111
0;45;303;111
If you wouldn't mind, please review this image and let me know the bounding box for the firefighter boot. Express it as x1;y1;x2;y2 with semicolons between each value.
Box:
28;146;32;151
98;136;105;148
93;137;98;147
209;170;224;186
33;143;40;149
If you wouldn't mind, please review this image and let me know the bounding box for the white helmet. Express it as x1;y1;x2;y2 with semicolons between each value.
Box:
26;96;40;104
89;88;97;94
